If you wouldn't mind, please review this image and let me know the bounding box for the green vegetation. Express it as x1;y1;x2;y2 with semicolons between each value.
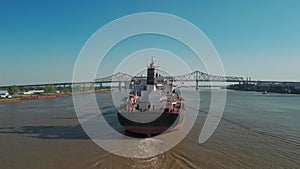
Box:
95;86;110;90
2;84;111;96
8;85;19;95
59;87;71;94
44;85;56;93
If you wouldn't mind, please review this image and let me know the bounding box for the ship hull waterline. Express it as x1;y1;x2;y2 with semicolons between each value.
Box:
117;110;184;135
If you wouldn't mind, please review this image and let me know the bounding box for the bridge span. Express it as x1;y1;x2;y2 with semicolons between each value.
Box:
0;71;298;91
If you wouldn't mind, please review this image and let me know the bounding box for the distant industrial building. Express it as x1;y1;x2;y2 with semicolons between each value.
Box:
228;82;300;94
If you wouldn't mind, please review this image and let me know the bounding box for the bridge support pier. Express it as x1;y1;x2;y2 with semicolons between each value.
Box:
124;82;128;91
196;80;199;90
118;82;121;91
100;83;103;88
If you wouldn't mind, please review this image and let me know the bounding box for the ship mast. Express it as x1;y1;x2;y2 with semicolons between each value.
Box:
148;56;158;69
147;57;158;90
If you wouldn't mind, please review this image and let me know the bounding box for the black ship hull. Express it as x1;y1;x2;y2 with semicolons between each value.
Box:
117;109;184;135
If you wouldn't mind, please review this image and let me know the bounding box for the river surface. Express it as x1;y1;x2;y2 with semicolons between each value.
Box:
0;89;299;169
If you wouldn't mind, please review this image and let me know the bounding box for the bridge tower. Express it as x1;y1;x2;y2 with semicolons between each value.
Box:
124;81;128;91
118;82;121;91
195;71;200;90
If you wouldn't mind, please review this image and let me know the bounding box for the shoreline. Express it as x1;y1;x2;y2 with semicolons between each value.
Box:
227;83;300;94
0;89;110;103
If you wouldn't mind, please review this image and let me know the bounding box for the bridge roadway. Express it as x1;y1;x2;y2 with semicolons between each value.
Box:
0;71;298;89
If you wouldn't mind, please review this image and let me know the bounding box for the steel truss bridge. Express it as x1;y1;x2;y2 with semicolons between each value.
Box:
95;71;244;83
94;70;245;90
1;71;297;90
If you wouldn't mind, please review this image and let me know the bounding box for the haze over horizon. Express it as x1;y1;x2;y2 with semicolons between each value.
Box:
1;1;300;86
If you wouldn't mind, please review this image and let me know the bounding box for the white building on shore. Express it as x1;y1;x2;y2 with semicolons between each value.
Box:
0;90;9;98
23;90;45;95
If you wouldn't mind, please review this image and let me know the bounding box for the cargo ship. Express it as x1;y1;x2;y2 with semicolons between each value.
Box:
117;57;184;136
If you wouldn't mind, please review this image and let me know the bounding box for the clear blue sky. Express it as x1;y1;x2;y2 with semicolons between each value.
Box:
1;0;300;85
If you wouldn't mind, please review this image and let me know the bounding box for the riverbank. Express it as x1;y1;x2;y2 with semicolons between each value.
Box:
0;89;110;103
227;83;300;94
